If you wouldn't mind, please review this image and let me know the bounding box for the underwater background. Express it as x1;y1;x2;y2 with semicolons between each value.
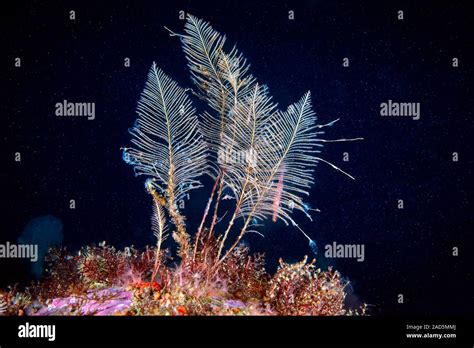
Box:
2;0;472;317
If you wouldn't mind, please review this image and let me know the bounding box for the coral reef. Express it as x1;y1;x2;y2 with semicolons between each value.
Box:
0;244;365;316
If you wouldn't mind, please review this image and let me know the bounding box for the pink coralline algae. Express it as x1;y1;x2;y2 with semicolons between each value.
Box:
33;287;133;316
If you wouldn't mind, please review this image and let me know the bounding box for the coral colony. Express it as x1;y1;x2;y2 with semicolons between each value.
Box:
1;16;364;316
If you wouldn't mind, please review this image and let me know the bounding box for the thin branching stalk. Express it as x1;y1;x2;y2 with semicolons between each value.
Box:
207;171;225;239
193;171;222;261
